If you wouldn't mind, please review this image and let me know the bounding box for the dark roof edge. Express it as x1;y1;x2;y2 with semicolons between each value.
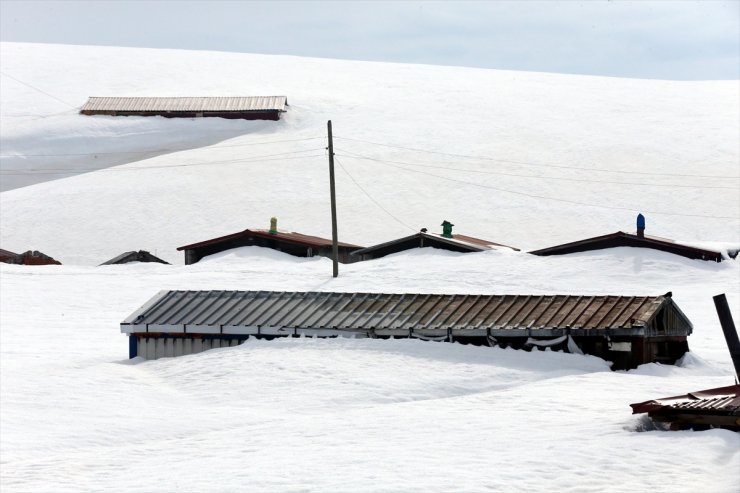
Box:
351;232;487;256
530;231;723;257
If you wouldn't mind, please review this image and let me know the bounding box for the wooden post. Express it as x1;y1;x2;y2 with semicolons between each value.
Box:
327;120;339;278
713;293;740;381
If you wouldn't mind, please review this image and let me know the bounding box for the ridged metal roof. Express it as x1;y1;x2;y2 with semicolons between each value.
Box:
530;231;724;262
81;96;287;113
122;291;691;337
351;232;518;257
177;229;362;251
631;385;740;414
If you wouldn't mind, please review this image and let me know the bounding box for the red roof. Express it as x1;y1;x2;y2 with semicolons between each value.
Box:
631;384;740;415
451;233;520;251
177;229;362;251
530;231;724;261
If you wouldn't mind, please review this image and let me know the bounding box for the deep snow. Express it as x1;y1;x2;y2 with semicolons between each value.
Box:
2;247;739;492
1;42;738;264
1;43;739;492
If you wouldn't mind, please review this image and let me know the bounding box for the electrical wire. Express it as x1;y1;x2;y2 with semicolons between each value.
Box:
0;71;78;109
334;135;740;180
336;154;740;220
0;150;325;176
334;155;416;232
334;148;738;191
0;136;324;158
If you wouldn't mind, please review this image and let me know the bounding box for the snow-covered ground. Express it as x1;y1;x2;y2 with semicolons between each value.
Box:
2;247;739;492
1;43;738;263
1;43;739;492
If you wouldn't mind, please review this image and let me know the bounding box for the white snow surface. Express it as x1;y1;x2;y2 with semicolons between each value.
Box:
1;43;740;492
1;42;739;263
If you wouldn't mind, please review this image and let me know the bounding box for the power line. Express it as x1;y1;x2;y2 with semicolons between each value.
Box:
334;135;739;180
0;71;77;109
334;156;416;232
337;154;740;221
334;149;739;191
0;150;325;176
0;136;323;158
0;109;72;119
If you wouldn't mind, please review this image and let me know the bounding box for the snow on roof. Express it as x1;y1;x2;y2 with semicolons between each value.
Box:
80;96;287;113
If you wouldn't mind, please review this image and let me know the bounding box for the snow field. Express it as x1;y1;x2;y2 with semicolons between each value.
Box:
1;42;739;491
1;42;738;263
1;247;739;492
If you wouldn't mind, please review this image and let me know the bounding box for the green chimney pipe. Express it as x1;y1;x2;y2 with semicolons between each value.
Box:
269;217;278;234
441;220;454;238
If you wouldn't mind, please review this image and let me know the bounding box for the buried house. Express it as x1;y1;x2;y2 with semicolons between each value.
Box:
530;214;731;262
121;290;692;370
80;96;288;120
99;250;170;266
351;220;519;261
176;218;363;265
2;250;61;265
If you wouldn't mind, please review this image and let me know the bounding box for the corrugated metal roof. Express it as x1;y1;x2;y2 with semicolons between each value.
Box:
99;250;169;266
530;231;724;261
351;232;518;257
122;291;691;338
0;248;18;258
177;229;362;251
81;96;287;113
631;385;740;414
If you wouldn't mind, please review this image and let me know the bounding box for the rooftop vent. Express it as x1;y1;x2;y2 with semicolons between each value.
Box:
637;213;645;238
441;220;454;238
269;217;278;235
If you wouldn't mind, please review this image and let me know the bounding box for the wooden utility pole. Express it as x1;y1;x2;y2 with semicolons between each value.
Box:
327;120;339;278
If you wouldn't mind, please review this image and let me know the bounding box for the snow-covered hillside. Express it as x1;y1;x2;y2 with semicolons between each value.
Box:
1;43;739;492
1;42;738;264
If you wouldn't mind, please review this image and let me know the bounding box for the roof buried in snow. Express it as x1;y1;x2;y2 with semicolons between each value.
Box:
121;291;692;339
530;231;727;262
631;384;740;431
351;231;519;260
99;250;170;266
80;96;288;120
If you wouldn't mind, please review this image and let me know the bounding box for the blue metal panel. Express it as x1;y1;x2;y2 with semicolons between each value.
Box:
128;336;138;359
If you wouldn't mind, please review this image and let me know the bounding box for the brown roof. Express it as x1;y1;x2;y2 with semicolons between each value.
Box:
177;229;362;251
8;250;62;265
123;291;691;339
352;231;519;257
0;248;18;261
451;233;520;251
81;96;287;113
530;231;724;262
631;384;740;430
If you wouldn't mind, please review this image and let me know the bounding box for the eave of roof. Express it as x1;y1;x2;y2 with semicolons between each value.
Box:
121;291;681;339
80;96;288;113
351;232;516;256
530;231;723;257
630;384;740;415
176;229;362;251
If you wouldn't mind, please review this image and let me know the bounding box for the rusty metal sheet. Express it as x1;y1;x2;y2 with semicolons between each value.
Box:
122;291;691;338
81;96;287;113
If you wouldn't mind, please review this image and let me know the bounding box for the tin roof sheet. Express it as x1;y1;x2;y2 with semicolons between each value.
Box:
81;96;287;113
177;229;362;251
351;232;518;257
631;385;740;414
122;291;687;336
530;231;723;260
